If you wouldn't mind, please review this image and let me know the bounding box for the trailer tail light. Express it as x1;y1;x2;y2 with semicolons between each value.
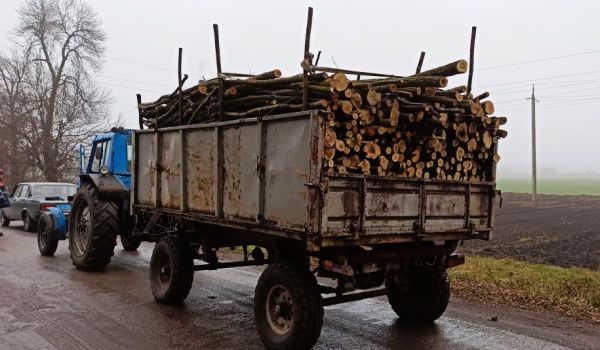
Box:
40;203;56;211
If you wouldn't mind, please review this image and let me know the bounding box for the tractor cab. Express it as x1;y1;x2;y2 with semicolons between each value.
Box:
37;127;137;257
80;127;133;192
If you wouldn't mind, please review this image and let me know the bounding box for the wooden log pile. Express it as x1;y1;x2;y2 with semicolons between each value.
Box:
138;59;507;182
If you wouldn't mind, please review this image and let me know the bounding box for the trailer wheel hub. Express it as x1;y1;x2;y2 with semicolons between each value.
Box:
266;285;294;335
157;258;171;285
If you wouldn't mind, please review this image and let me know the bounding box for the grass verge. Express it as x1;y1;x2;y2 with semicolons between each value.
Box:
449;255;600;324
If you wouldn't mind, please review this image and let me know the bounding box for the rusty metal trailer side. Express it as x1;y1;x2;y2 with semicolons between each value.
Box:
132;110;496;251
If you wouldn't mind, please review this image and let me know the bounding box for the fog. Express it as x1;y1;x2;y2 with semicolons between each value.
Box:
1;0;599;179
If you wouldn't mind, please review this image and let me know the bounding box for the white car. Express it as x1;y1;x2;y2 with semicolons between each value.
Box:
0;182;77;232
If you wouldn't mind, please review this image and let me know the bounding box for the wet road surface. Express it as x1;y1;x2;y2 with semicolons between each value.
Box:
0;224;598;350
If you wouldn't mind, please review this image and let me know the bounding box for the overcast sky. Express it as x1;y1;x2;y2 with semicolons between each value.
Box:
2;0;600;178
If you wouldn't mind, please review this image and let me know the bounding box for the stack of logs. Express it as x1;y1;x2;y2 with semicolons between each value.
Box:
138;59;507;182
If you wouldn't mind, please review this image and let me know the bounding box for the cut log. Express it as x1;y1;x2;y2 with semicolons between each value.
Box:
396;76;448;88
482;131;493;149
324;127;337;147
364;141;382;159
330;72;349;92
474;91;490;102
140;57;505;183
456;147;465;162
481;100;495;114
456;122;469;143
350;93;363;108
323;147;336;160
337;100;354;115
467;137;478;152
411;148;421;163
414;60;468;77
367;89;382;106
250;69;283;80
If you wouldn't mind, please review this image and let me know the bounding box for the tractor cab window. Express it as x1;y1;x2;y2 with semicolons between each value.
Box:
90;140;112;173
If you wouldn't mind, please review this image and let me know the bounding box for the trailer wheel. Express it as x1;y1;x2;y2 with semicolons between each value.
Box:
254;261;323;350
1;210;10;227
37;213;59;256
120;234;141;251
68;183;118;271
150;236;194;305
387;268;450;324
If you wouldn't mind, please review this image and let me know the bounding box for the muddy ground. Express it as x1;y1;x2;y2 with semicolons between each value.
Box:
1;225;599;349
463;193;600;269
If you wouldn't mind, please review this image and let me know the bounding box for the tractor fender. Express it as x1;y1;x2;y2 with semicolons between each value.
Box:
79;174;129;202
46;207;68;240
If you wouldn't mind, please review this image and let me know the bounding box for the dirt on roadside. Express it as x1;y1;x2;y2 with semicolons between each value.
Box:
463;192;600;270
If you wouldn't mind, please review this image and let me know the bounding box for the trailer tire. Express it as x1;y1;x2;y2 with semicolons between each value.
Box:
68;183;118;271
120;234;141;251
150;236;194;305
0;210;9;227
37;213;58;257
387;268;450;324
254;261;323;350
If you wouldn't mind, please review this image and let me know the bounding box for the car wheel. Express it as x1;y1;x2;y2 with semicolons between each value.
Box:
23;213;36;232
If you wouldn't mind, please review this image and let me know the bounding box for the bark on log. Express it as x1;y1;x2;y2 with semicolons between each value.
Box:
414;60;468;77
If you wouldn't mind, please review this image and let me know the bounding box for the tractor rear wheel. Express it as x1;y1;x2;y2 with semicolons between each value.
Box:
120;234;141;251
68;183;118;271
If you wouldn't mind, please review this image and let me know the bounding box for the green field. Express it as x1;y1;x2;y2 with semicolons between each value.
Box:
497;178;600;196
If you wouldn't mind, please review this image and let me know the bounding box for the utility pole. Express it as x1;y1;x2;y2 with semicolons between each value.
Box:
526;85;539;202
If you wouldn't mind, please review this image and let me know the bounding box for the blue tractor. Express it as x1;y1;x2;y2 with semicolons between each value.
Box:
37;128;140;260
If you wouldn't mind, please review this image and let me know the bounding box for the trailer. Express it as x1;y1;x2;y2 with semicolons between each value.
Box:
68;110;498;349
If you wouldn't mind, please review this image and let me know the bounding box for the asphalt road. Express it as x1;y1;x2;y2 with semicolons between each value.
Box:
0;224;598;350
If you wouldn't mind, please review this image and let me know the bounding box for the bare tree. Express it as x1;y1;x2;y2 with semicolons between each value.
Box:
10;0;112;181
0;48;33;189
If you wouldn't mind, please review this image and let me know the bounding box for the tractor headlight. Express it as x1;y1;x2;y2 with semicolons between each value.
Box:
99;165;109;175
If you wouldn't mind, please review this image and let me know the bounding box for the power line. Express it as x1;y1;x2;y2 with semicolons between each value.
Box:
491;77;600;94
490;79;600;97
99;81;163;94
105;55;177;73
477;49;600;71
499;98;600;113
96;74;173;88
475;70;600;89
105;55;203;78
